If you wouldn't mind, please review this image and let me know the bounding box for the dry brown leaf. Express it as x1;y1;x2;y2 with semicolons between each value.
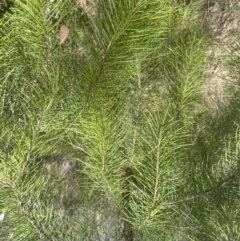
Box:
60;25;69;45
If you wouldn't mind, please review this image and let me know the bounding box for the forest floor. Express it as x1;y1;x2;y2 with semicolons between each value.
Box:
203;0;240;107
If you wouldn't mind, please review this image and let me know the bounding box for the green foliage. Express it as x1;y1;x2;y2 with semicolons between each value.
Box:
1;0;240;240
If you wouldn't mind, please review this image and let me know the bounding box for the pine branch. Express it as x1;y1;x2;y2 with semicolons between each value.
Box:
15;195;52;241
165;168;240;206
